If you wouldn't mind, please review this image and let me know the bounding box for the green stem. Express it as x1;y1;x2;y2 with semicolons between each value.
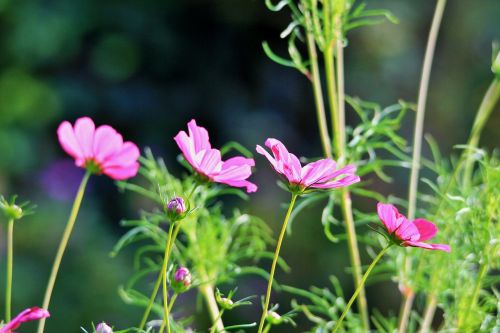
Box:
463;78;500;188
138;220;183;330
400;2;446;331
37;171;91;333
209;308;226;333
158;293;178;333
257;193;298;333
199;283;225;332
303;3;333;159
418;293;437;333
5;218;14;322
332;244;392;333
324;16;369;331
457;263;488;329
162;223;176;333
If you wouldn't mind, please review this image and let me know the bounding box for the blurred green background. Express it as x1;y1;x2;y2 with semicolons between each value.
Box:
0;0;498;332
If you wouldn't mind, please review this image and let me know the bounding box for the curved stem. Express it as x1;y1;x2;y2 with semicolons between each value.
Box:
5;218;14;322
37;171;91;333
400;2;446;331
257;194;298;333
332;244;392;333
463;78;500;187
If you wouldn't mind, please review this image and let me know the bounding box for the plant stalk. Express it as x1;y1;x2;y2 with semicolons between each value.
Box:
162;223;176;333
159;293;178;333
5;218;14;322
324;15;369;331
456;263;488;330
303;4;333;159
418;294;437;333
332;244;392;333
400;1;446;331
199;283;225;333
257;193;298;333
37;171;91;333
463;78;500;187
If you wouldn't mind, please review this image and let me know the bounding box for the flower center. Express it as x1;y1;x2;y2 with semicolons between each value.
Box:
84;159;103;174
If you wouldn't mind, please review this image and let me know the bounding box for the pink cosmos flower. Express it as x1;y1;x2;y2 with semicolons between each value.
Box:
377;203;451;252
57;117;140;180
174;119;257;193
0;307;50;333
256;138;360;191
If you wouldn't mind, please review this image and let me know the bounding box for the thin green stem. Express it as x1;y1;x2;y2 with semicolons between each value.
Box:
332;244;392;333
162;223;176;333
400;2;446;331
37;171;91;333
138;218;184;330
303;3;333;159
5;218;14;322
158;293;178;333
257;194;298;333
463;78;500;188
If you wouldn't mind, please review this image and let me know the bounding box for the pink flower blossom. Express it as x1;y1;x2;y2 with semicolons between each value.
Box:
58;117;140;180
174;119;257;193
377;203;451;252
256;138;360;191
0;307;50;333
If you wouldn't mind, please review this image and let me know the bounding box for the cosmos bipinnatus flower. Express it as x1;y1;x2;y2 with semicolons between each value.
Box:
167;197;186;221
0;307;50;333
256;138;360;194
377;203;451;252
174;119;257;193
57;117;140;180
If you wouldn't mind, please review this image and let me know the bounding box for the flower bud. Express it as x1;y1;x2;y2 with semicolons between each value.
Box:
266;311;283;325
0;196;24;220
171;266;191;293
96;322;113;333
166;197;186;221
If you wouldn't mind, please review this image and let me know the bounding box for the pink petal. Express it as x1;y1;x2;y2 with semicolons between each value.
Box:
187;119;211;153
197;149;222;176
403;241;451;252
57;121;84;162
74;117;96;159
93;125;123;162
412;219;438;241
300;159;337;186
256;144;279;171
103;162;140;180
377;203;403;234
102;142;140;168
216;179;258;193
174;130;197;167
395;219;420;241
311;174;360;189
0;307;50;332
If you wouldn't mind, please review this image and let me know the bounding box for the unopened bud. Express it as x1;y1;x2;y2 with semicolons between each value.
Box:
266;311;282;325
96;322;113;333
218;297;234;310
172;267;191;293
167;197;186;220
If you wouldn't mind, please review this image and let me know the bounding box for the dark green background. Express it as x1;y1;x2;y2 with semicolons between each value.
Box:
0;0;498;332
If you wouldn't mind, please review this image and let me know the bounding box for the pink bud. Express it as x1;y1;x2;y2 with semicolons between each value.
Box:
96;322;113;333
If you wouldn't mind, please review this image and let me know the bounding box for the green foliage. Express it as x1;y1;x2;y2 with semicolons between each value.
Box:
113;148;277;330
263;0;398;77
283;276;362;332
